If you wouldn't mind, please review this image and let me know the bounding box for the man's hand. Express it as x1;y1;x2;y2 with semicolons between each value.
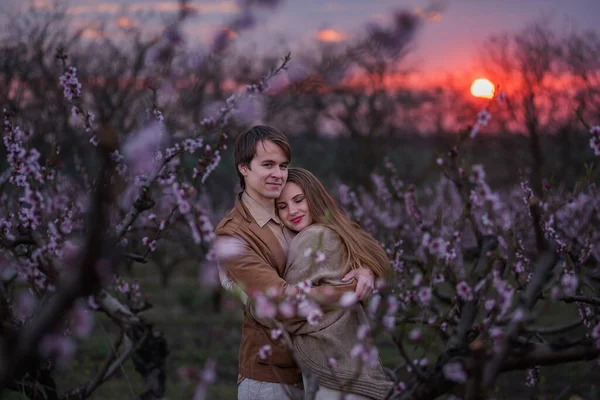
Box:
341;267;374;301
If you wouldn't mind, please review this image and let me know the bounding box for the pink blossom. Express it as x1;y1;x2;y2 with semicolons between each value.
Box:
367;294;381;317
443;362;467;383
357;324;371;340
591;322;600;339
386;295;399;314
271;328;283;340
88;295;100;310
377;315;392;332
258;344;272;360
59;66;82;101
253;295;277;319
339;292;358;307
123;122;164;175
469;123;480;138
408;327;421;342
395;382;406;393
512;308;525;322
297;279;313;293
350;343;364;359
456;281;473;301
117;281;130;294
179;201;191;214
497;91;506;104
477;109;492;126
470;164;486;184
525;366;539;387
13;291;37;321
418;287;432;305
213;236;246;261
71;301;94;338
278;300;296;318
560;273;578;296
307;309;323;325
412;273;423;286
39;334;76;369
200;358;217;384
428;238;448;258
404;185;422;225
315;250;326;263
589;137;600;156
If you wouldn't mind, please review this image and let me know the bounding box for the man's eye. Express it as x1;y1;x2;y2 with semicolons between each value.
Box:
281;165;288;169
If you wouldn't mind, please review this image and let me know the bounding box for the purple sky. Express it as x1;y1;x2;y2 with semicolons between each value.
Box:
3;0;600;75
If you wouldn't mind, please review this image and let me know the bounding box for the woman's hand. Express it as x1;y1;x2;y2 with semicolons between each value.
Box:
341;267;374;300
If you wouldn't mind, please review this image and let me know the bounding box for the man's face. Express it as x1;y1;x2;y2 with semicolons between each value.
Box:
239;140;289;203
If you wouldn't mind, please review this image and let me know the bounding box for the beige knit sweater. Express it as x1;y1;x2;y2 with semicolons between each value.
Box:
282;225;393;400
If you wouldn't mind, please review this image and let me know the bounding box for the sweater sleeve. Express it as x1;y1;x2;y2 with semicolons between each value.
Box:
285;225;353;289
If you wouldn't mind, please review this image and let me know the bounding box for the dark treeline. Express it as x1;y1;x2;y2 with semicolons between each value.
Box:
1;4;599;213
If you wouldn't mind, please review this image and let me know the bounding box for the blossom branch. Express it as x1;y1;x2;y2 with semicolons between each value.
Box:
482;248;558;387
0;149;118;392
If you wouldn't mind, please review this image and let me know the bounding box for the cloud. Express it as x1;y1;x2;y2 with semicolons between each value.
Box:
316;29;346;43
81;29;106;40
115;16;135;28
415;8;442;22
61;1;240;16
414;1;447;23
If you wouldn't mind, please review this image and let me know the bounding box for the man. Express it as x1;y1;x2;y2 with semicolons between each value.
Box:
215;125;375;400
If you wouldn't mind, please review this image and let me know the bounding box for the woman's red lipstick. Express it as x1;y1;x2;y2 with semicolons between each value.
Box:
290;216;303;224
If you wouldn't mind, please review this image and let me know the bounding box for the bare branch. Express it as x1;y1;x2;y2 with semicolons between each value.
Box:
556;295;600;307
524;318;584;334
501;340;600;370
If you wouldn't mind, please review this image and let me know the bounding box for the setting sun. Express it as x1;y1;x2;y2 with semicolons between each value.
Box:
470;78;495;99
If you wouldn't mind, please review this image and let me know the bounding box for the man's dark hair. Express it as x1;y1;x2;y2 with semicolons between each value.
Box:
234;125;291;190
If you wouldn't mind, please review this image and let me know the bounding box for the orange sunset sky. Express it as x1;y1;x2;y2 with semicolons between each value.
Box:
3;0;600;90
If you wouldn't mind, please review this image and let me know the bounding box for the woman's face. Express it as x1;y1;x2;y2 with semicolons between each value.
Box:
276;182;313;232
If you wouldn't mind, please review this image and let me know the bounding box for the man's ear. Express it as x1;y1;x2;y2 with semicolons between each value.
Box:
238;164;248;176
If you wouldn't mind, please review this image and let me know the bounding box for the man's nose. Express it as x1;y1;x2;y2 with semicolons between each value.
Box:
271;168;283;180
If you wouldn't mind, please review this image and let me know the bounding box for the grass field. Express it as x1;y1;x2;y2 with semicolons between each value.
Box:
4;262;599;399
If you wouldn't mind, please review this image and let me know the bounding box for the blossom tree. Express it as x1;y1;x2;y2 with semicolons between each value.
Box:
228;91;600;399
0;0;289;398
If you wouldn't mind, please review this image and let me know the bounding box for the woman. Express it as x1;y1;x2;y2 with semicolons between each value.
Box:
274;168;393;400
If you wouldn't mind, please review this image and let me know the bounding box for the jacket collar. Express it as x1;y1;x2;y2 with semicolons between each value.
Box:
240;191;281;228
234;193;287;275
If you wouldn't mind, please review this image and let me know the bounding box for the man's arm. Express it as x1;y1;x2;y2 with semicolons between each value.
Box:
216;234;291;299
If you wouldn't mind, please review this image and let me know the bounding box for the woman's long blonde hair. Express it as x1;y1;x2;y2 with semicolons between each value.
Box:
284;168;393;280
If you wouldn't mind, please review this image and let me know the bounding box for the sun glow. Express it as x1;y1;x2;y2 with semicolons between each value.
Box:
470;78;495;99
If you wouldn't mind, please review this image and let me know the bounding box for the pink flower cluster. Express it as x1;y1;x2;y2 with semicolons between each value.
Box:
59;66;82;101
589;125;600;155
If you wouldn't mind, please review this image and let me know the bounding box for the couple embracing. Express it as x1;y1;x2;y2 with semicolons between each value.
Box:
216;125;394;399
